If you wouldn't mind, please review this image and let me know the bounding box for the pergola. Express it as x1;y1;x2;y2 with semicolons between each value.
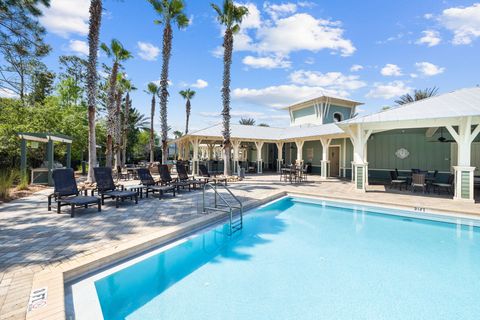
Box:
338;87;480;202
174;122;348;178
18;132;73;185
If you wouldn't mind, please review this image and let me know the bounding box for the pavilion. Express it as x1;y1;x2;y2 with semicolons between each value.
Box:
174;87;480;202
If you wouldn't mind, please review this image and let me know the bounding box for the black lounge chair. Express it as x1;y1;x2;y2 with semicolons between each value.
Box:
93;167;138;208
159;164;191;191
137;168;176;198
48;168;101;217
176;164;207;189
389;171;406;190
199;164;227;185
432;174;454;195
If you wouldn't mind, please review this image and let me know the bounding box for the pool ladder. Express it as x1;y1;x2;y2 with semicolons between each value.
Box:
202;182;243;235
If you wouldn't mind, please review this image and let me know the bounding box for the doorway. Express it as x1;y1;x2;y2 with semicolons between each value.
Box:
329;146;340;177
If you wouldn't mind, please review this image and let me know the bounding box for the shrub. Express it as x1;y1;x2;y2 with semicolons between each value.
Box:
17;171;29;191
0;169;18;201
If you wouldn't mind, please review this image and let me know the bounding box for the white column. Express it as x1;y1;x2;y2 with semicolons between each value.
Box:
275;142;284;173
191;138;201;175
254;141;264;173
320;137;332;179
232;139;242;175
342;138;347;178
446;117;480;202
294;139;304;166
346;124;372;192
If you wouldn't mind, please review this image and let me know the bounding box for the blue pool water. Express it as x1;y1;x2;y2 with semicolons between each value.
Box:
94;197;480;319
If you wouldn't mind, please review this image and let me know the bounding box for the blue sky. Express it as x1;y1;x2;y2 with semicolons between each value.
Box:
34;0;480;132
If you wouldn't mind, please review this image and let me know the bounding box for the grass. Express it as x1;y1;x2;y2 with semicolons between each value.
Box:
0;169;18;201
17;172;29;191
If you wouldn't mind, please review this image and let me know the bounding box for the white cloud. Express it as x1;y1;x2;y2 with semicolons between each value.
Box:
68;39;88;55
424;13;434;20
350;64;363;72
380;64;402;76
137;42;160;61
304;57;315;65
191;79;208;89
415;62;445;76
417;30;441;47
264;2;297;20
256;13;355;56
439;3;480;44
0;88;18;98
39;0;89;37
366;81;412;99
232;84;349;108
242;55;291;69
289;70;366;91
240;3;262;29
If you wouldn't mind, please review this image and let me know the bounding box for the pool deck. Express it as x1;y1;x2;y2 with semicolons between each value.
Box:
0;174;479;319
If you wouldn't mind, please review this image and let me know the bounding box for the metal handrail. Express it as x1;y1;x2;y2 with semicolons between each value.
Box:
202;182;243;235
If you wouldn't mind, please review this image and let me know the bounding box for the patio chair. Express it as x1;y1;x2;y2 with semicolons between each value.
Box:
176;164;207;189
395;168;408;181
432;174;454;195
137;168;176;198
159;164;191;191
48;168;101;217
93;167;138;208
389;171;406;190
199;164;227;185
116;166;130;181
411;173;427;193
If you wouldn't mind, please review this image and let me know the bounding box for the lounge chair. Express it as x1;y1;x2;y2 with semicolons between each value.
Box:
199;164;227;185
93;167;138;208
159;164;191;191
432;174;454;195
176;164;207;189
48;168;101;217
137;168;176;198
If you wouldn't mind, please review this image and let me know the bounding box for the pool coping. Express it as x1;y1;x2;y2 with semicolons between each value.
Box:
26;189;480;320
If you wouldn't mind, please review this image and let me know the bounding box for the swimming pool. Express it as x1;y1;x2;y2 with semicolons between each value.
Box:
69;196;480;319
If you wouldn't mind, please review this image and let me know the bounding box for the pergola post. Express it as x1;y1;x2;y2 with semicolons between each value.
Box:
20;138;27;178
346;124;372;192
320;137;332;179
66;143;72;169
446;117;480;202
294;139;304;166
254;141;264;173
275;142;284;173
191;138;201;176
232;140;241;175
47;139;54;186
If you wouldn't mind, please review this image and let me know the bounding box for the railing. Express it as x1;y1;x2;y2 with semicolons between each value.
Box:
202;182;243;235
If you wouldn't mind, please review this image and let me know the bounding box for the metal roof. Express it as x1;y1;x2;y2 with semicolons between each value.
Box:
282;94;363;110
182;122;345;142
342;87;480;125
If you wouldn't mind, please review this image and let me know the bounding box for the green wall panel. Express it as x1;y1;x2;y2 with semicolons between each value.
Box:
292;106;315;119
325;105;352;123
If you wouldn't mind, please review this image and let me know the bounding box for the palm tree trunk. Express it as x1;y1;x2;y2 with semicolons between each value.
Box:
222;29;233;176
114;89;122;168
185;99;190;135
150;95;155;163
106;62;119;168
122;92;130;166
86;0;102;182
159;23;172;164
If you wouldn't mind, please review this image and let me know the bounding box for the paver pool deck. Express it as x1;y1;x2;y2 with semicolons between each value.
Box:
0;174;479;319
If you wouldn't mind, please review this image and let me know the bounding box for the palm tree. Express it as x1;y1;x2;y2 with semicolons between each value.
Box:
179;88;195;134
211;0;248;176
120;77;136;166
145;82;159;163
86;0;102;183
395;87;438;105
148;0;189;164
173;130;183;159
239;117;255;125
100;39;132;167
